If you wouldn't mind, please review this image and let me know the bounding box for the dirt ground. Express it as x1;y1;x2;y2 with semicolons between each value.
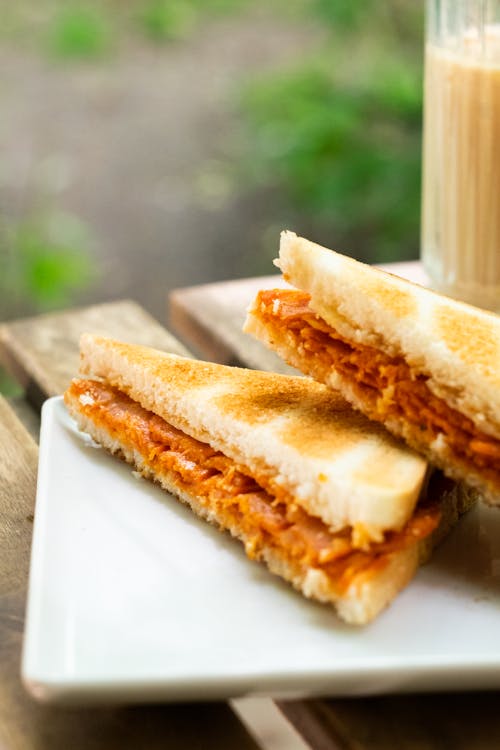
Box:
1;7;320;323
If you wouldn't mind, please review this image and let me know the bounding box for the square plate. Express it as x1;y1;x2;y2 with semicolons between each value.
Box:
22;397;500;704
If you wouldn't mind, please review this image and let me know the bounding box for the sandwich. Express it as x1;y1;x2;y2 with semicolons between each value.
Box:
64;334;474;625
244;230;500;505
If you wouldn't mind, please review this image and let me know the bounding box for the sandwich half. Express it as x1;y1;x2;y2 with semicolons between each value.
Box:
244;230;500;505
64;334;474;625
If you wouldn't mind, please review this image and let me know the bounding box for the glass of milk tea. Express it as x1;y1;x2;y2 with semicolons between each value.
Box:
421;0;500;311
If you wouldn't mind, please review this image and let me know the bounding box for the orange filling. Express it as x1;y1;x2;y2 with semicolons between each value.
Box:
66;379;441;593
256;289;500;480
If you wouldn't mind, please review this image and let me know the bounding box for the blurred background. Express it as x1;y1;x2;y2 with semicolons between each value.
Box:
0;0;424;344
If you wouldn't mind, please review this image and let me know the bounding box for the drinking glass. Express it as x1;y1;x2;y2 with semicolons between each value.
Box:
421;0;500;311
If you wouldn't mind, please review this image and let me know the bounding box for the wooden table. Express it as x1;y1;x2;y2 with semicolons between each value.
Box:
1;266;499;750
0;301;259;750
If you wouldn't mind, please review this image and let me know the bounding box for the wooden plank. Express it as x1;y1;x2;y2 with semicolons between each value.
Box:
7;396;41;439
0;299;191;408
232;697;310;750
0;375;259;750
168;262;428;368
0;396;38;596
278;694;500;750
170;274;295;372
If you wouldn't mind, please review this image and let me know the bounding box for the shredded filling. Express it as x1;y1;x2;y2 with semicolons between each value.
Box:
256;289;500;480
66;379;441;594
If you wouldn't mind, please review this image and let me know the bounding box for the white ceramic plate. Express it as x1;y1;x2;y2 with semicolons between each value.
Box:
22;397;500;704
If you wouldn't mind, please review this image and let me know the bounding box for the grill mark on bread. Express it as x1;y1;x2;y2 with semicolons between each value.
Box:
81;338;238;392
214;387;392;459
435;306;500;373
213;379;332;423
356;275;417;318
82;334;338;401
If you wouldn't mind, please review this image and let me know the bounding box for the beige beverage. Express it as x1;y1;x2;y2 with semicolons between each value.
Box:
421;29;500;311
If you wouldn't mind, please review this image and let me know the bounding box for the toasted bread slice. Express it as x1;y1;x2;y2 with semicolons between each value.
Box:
77;333;430;538
244;231;500;504
65;373;475;625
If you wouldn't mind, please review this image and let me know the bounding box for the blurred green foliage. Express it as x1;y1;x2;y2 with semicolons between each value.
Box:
0;209;93;394
139;0;197;41
0;370;21;398
0;210;93;316
36;0;248;56
0;0;249;56
237;0;424;262
136;0;247;42
0;0;425;319
48;5;111;59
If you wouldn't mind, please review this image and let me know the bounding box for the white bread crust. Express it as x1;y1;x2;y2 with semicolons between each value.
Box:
277;231;500;440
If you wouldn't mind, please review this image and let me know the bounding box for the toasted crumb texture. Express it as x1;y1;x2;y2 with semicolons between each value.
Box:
77;333;428;538
276;231;500;441
65;389;475;625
